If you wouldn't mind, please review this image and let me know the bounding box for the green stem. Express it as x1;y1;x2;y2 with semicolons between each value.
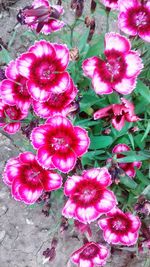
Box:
106;10;110;32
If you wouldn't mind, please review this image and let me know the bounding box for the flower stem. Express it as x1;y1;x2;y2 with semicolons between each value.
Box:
106;10;110;32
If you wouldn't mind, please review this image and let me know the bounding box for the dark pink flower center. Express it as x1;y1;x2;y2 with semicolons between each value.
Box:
79;188;97;202
109;214;130;233
135;10;148;26
24;168;41;183
98;51;127;83
31;59;57;86
106;60;121;77
80;244;99;259
51;137;69;151
72;180;104;205
127;6;150;30
4;106;21;121
15;77;29;97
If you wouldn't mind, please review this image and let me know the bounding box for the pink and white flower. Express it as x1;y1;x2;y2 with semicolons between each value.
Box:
118;0;150;42
102;0;118;10
94;98;139;131
82;33;143;95
71;242;109;267
0;99;28;134
17;40;70;102
112;143;142;177
62;168;117;223
32;78;77;118
17;0;65;34
31;116;90;173
3;152;62;204
98;207;141;246
0;60;31;112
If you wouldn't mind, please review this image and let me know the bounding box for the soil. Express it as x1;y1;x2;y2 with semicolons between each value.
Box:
0;1;149;267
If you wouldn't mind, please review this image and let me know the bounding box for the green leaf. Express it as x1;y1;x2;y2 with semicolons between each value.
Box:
0;46;12;64
136;169;150;186
120;176;137;190
74;118;100;127
141;121;150;141
82;150;105;159
117;151;149;163
89;135;113;149
135;80;150;103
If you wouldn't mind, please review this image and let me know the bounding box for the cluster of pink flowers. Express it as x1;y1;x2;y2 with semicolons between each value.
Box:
0;40;78;134
1;0;146;265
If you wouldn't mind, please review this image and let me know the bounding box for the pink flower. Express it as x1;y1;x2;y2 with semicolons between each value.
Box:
118;0;150;42
0;60;31;112
94;98;139;131
31;116;90;173
112;143;142;177
0;99;28;134
62;168;117;223
32;78;77;118
17;0;65;34
71;242;109;267
98;207;141;246
17;40;70;102
3;152;62;204
102;0;118;10
82;33;143;95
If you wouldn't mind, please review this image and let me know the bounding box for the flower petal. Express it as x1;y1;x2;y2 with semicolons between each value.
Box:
105;32;131;53
17;53;36;79
37;146;54;169
73;126;90;156
27;80;50;102
92;71;113;95
79;259;92;267
41;171;62;191
103;229;119;244
120;232;138;246
62;199;76;218
48;72;70;94
31;124;51;149
41;19;65;35
5;60;18;80
118;0;140;13
53;43;69;71
112;143;130;153
64;175;82;196
51;150;76;173
83;168;112;187
82;56;101;78
125;51;143;77
29;40;55;58
0;80;16;105
114;77;136;95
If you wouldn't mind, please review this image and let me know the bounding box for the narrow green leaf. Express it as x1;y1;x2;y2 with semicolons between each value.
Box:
136;169;150;186
117;153;149;163
90;135;113;149
120;176;137;189
141;121;150;141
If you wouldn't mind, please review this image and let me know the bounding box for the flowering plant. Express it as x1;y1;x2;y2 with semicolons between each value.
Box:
0;0;150;266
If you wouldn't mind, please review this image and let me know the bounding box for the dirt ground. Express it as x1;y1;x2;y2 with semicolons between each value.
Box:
0;1;149;267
